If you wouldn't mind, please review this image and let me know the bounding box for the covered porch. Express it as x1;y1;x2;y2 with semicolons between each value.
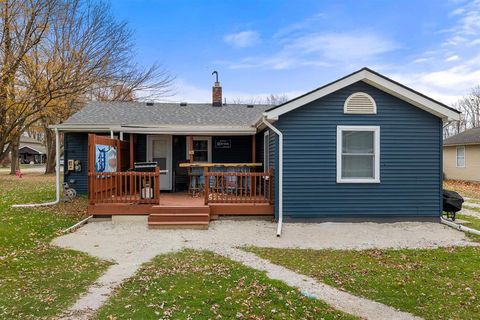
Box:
86;133;274;227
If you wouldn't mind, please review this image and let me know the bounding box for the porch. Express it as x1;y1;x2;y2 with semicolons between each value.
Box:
86;133;274;228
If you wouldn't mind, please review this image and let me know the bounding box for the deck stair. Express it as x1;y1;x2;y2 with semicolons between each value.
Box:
148;205;210;229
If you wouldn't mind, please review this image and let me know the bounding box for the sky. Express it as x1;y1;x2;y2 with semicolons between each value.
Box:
110;0;480;105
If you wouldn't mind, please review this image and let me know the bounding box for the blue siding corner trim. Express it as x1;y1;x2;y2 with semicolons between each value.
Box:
274;81;442;218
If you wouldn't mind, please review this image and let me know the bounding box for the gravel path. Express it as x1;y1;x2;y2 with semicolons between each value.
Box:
53;219;473;319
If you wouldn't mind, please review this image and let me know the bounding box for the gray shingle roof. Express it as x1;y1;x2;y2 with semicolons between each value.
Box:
63;102;270;127
444;127;480;146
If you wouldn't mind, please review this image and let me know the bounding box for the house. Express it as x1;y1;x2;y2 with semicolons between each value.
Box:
443;127;480;182
1;136;46;165
19;136;47;164
53;68;460;232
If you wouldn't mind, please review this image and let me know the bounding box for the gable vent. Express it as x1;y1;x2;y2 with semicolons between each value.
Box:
344;92;376;114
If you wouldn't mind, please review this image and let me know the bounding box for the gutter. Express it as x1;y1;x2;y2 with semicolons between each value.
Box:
262;115;283;237
12;128;61;208
51;124;257;135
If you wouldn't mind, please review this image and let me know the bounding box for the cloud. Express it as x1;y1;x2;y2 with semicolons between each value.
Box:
443;0;480;46
227;31;398;70
224;30;260;48
286;32;399;61
413;57;429;64
445;55;460;62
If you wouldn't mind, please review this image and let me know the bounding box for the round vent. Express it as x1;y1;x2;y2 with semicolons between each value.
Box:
344;92;376;114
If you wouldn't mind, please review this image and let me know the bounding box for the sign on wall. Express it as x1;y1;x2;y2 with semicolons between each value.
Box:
215;139;231;149
95;144;117;172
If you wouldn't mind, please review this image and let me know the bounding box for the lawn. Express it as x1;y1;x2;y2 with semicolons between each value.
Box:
96;250;357;320
457;212;480;242
246;246;480;320
0;173;110;319
444;179;480;199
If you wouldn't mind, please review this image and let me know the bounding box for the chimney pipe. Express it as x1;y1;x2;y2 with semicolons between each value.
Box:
212;70;222;107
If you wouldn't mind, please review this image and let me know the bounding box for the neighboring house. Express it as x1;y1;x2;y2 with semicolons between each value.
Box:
54;68;460;229
443;127;480;182
19;136;46;164
2;136;46;165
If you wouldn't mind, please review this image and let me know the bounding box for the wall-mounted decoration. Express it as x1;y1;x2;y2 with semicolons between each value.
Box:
95;144;117;172
215;139;231;149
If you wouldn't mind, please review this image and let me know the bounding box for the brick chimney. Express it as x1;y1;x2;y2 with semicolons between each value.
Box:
212;70;222;107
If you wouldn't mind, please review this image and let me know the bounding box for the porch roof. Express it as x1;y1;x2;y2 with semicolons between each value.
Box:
55;102;270;134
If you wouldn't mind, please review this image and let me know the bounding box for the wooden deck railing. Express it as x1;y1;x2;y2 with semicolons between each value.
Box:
88;168;160;205
204;168;274;205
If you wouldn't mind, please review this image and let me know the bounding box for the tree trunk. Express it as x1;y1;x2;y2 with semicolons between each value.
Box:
9;134;20;175
44;126;56;174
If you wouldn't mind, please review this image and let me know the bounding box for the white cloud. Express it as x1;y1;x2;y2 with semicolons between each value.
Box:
413;57;429;64
286;32;399;61
227;31;398;70
224;30;260;48
445;55;460;62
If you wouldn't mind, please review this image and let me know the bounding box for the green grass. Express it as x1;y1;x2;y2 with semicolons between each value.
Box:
245;246;480;320
456;213;480;242
0;174;110;319
96;250;357;320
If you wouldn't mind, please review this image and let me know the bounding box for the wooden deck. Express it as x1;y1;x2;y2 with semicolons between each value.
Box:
88;192;274;228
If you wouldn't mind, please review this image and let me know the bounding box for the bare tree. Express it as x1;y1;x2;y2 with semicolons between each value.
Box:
228;93;289;106
2;0;174;173
444;86;480;138
0;0;56;168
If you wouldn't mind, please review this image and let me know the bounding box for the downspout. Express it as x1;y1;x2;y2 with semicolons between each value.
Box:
262;116;283;237
12;128;61;208
440;217;480;236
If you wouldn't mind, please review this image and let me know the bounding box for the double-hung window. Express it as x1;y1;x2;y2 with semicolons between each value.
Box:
456;146;465;167
337;126;380;183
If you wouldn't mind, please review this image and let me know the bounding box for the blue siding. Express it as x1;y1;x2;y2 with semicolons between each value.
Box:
135;134;147;162
63;133;88;194
212;136;252;163
275;81;442;218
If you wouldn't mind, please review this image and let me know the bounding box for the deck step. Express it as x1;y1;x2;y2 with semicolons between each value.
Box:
147;205;210;229
149;206;210;214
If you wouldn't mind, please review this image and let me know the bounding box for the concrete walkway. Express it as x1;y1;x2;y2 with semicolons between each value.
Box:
53;219;473;319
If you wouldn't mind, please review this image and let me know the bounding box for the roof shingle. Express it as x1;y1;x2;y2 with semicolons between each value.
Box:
444;127;480;146
63;102;270;128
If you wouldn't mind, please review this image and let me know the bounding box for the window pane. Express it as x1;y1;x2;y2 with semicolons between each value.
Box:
457;147;465;157
342;131;374;153
457;158;465;167
342;155;374;178
193;140;208;151
194;151;208;162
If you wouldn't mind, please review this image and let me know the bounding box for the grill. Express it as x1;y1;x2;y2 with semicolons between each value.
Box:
133;162;157;172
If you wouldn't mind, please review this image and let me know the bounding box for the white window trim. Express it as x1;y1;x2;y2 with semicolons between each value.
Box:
456;146;465;168
344;92;377;114
336;125;380;183
264;131;270;169
186;136;212;162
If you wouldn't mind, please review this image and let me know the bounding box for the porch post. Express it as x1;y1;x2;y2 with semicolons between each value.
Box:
251;135;256;164
188;135;194;162
204;166;209;205
129;134;134;168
